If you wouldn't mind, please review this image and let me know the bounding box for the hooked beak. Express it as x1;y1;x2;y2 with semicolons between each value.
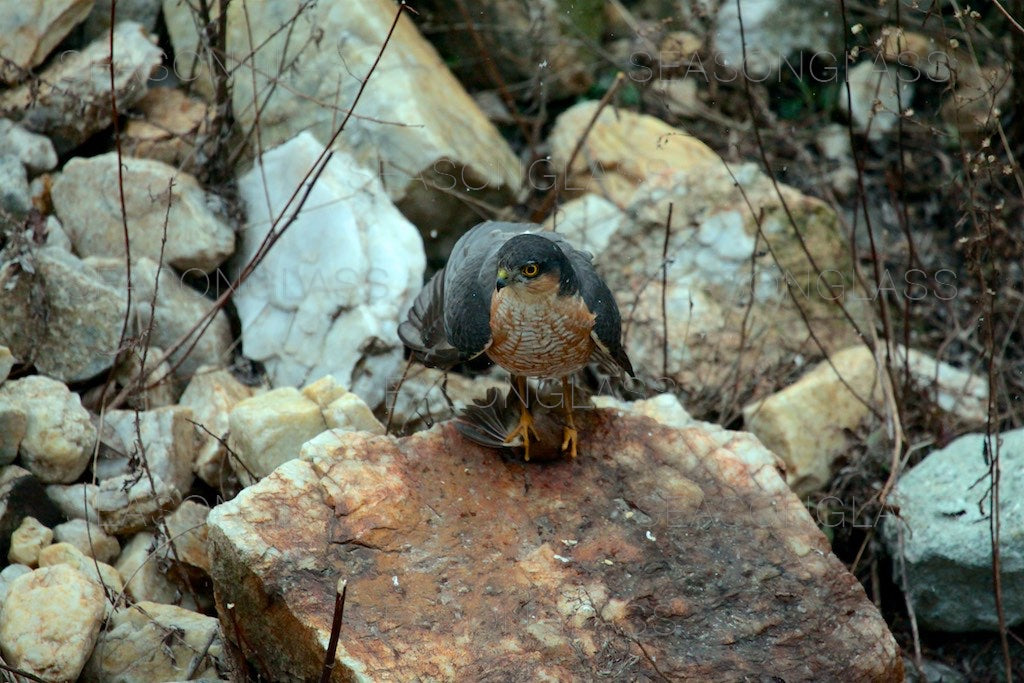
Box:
496;267;509;290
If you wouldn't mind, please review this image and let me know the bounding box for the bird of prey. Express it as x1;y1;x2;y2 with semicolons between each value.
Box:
398;221;634;459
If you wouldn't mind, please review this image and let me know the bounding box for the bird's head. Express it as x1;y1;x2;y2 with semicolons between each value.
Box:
494;234;576;297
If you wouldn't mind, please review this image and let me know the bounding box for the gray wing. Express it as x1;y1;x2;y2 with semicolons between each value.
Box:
538;233;636;378
398;221;532;367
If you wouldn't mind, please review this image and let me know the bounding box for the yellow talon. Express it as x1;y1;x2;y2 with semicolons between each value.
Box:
505;406;539;460
561;426;578;459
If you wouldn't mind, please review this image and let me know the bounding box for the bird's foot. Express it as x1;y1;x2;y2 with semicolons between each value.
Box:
560;425;578;459
505;408;539;461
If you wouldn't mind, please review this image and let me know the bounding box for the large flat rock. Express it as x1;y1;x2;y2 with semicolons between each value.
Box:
208;411;902;681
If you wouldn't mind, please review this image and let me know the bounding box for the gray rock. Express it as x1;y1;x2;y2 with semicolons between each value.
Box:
882;428;1024;631
44;482;100;521
0;120;58;173
0;248;128;382
0;22;162;152
87;256;233;378
53;154;235;272
0;155;31;216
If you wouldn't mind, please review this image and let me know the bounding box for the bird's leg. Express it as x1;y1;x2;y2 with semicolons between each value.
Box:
505;375;539;460
560;376;579;459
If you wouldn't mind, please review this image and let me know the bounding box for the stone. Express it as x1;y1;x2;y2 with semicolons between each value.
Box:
881;428;1024;632
302;376;384;435
385;365;507;436
420;0;604;98
708;0;840;78
0;402;26;465
41;215;73;251
543;194;625;257
178;367;256;488
548;101;719;207
232;132;425;405
160;500;210;574
53;154;235;272
0;154;31;215
123;87;211;172
227;386;326;484
879;27;952;82
0;564;105;682
7;516;52;567
591;393;696;430
0;375;95;483
37;542;124;598
163;0;521;230
87;257;234;379
99;406;197;498
0;345;14;383
2;468;63;562
110;345;179;409
85;601;226;682
839;61;915;141
0;564;31;605
116;532;196;608
54;518;120;564
0;119;58;173
0;22;163;153
743;345;990;495
942;64;1011;137
94;471;182;536
0;247;127;382
0;0;95;83
207;414;902;681
82;0;161;41
45;482;100;522
546;112;863;405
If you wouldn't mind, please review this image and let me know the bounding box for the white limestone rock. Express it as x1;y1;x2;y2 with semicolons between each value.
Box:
98;406;197;498
232;132;425;406
0;564;105;682
44;482;100;521
53;154;235;272
0;376;95;483
53;518;121;564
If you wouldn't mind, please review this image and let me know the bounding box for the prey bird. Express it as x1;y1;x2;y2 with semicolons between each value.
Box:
398;221;634;459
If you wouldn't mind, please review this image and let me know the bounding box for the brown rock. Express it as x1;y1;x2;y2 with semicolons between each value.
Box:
123;87;211;172
208;412;902;681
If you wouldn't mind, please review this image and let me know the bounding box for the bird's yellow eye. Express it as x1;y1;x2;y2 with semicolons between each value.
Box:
521;263;539;278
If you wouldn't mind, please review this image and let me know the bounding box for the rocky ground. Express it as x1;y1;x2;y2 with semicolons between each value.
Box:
0;0;1021;681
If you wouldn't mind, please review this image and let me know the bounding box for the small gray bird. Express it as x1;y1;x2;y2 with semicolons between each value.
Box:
398;221;634;459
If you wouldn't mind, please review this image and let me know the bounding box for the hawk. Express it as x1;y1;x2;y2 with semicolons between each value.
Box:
398;221;634;459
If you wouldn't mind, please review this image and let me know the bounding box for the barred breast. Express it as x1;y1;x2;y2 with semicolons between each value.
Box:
486;289;596;378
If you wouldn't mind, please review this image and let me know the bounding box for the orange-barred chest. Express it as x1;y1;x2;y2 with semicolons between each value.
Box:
486;286;596;378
